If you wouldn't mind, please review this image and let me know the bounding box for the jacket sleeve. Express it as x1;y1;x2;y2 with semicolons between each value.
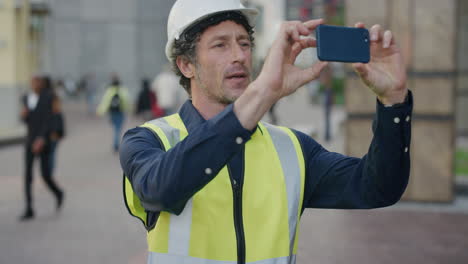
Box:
20;95;29;123
300;91;413;209
119;104;253;215
37;92;54;140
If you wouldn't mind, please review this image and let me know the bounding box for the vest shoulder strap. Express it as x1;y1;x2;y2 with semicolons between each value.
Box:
123;114;187;230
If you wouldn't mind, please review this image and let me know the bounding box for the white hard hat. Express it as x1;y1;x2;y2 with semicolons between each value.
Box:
165;0;258;62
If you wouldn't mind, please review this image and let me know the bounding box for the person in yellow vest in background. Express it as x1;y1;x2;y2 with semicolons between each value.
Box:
97;73;131;152
119;0;412;263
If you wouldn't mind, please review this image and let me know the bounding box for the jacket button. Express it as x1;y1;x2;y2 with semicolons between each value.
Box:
394;117;400;124
236;137;244;145
205;168;213;175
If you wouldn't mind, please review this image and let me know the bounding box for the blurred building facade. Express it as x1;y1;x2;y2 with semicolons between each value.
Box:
0;0;46;143
248;0;467;202
0;0;176;142
345;0;468;202
41;0;175;94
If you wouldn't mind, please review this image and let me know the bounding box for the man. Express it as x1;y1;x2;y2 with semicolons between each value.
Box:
97;74;130;152
20;75;64;221
120;0;412;263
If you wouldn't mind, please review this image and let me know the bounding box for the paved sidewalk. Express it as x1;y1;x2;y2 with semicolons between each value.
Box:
1;97;467;264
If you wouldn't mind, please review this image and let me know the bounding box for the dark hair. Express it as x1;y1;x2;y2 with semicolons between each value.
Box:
111;74;121;87
42;75;52;90
41;75;57;96
141;78;150;90
170;11;255;95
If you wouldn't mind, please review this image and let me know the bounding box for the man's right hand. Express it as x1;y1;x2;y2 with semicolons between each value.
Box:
234;19;328;130
257;19;328;101
21;108;29;120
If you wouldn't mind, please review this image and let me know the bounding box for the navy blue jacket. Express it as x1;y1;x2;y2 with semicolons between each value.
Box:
120;92;413;218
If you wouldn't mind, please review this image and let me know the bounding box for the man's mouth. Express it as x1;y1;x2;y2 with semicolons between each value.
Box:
226;72;248;80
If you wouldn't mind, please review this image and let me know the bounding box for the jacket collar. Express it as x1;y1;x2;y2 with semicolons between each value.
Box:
178;100;259;135
178;100;208;134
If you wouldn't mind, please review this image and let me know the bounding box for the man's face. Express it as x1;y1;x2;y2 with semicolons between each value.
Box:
192;20;252;104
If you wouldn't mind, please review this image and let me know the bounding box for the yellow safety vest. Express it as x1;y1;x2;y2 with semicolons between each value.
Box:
96;86;130;115
123;114;306;264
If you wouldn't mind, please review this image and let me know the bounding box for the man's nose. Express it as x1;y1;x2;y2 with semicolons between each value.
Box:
231;43;247;63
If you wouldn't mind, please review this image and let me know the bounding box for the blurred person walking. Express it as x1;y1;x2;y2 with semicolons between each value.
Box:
120;1;412;263
135;78;160;120
306;79;320;104
320;66;334;142
19;75;65;221
97;74;130;152
153;66;182;115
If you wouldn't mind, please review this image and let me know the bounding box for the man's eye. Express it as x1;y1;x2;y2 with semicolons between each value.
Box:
214;43;225;48
241;42;251;48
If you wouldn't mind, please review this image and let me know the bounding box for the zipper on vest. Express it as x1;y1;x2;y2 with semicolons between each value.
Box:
227;147;246;264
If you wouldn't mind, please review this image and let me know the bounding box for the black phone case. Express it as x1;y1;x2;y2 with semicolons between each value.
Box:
316;24;370;63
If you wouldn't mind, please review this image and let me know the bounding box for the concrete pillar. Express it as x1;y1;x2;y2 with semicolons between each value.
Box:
344;0;459;202
457;1;468;136
0;0;26;143
0;0;16;84
17;0;30;86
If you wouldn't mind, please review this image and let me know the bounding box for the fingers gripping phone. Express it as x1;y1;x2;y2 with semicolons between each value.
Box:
316;24;370;63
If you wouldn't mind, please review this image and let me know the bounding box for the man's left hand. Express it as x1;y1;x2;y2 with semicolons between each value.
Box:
352;23;408;105
32;138;45;154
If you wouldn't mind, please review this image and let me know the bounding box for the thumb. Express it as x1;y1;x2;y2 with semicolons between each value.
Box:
299;61;329;86
353;63;376;89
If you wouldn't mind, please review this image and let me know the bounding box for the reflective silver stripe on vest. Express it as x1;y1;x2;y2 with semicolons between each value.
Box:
264;124;301;260
167;197;194;255
148;252;296;264
289;254;296;264
148;118;181;149
147;117;194;256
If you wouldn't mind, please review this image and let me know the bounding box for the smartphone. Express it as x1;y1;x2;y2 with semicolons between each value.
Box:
316;24;370;63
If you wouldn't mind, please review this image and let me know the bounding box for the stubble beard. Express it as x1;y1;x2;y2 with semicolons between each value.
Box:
194;67;248;105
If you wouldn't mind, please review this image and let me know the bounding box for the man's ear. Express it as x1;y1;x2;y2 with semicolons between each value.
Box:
176;56;195;79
